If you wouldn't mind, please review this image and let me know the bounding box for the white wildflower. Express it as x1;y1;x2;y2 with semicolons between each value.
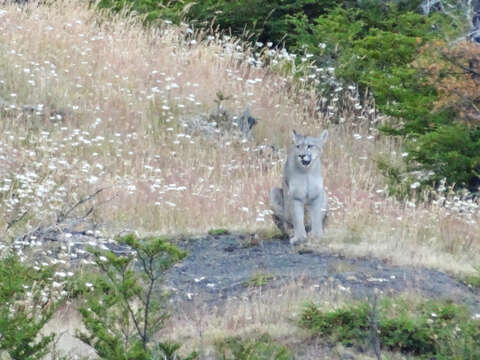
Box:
410;182;421;189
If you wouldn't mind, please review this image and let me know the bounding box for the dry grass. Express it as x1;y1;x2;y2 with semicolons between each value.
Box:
162;280;428;359
161;277;353;357
0;0;479;278
42;278;406;358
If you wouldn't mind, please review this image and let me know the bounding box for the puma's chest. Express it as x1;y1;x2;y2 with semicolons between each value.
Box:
286;172;323;202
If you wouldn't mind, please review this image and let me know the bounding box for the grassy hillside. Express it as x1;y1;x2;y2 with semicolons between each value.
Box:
0;2;479;358
93;0;480;192
0;1;479;272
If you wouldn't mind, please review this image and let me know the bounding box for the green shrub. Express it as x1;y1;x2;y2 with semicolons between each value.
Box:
96;0;185;24
215;334;292;360
64;269;100;299
300;299;480;358
77;234;195;360
0;255;57;360
300;302;370;346
379;124;480;196
188;0;337;47
407;125;480;188
208;228;230;236
464;265;480;289
152;341;199;360
96;0;341;45
244;273;274;288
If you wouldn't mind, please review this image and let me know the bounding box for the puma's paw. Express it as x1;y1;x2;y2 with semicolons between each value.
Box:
289;235;307;245
309;230;324;240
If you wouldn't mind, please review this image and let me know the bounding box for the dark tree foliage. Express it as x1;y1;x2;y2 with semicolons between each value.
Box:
0;256;57;360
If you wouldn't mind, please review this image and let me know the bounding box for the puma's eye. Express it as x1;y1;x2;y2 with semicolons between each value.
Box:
307;144;314;149
296;145;301;149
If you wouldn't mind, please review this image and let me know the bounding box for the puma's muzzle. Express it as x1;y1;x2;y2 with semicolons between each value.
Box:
299;154;311;167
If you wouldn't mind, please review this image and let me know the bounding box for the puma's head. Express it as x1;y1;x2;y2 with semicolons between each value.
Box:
291;129;328;169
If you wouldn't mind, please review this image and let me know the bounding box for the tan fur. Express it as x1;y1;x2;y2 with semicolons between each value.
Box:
270;130;328;244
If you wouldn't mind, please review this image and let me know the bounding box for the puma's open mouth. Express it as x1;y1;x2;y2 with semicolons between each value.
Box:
301;159;311;166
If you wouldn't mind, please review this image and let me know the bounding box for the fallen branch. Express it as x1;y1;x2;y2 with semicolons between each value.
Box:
56;188;107;224
6;210;28;231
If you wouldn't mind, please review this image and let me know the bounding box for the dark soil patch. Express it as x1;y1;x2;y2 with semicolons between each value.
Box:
166;234;480;311
15;224;478;312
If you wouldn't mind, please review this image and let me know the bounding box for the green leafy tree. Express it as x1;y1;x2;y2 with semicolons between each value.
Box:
0;255;57;360
77;234;196;360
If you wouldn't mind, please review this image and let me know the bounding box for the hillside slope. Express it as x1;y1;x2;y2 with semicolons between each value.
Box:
0;2;480;359
0;1;478;277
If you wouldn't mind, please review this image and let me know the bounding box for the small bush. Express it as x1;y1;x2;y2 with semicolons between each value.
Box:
300;299;480;358
464;265;480;288
64;270;100;299
208;228;230;236
406;124;480;189
215;334;292;360
300;302;370;346
152;341;198;360
244;273;274;288
77;234;194;360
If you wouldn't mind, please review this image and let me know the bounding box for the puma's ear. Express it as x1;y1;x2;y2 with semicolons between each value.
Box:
292;130;297;143
313;129;328;148
319;129;328;143
292;130;303;144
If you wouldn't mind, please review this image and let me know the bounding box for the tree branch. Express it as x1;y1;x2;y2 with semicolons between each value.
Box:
440;51;480;78
6;210;28;231
57;188;107;224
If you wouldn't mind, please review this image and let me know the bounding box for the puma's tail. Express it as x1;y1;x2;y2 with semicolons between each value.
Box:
270;187;289;235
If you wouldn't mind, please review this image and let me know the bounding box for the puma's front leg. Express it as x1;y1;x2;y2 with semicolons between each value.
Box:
310;194;327;237
290;198;307;245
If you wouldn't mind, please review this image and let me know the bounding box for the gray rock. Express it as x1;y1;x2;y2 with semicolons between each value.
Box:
165;234;480;311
